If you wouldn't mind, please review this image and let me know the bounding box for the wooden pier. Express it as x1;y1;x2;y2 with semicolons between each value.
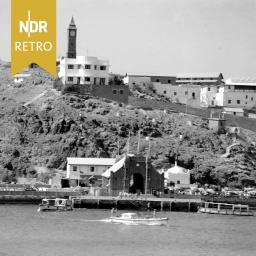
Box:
70;195;201;212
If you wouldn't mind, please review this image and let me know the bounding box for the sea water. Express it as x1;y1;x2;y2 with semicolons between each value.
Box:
0;205;255;256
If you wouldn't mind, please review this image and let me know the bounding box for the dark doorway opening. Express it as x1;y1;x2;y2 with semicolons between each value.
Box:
129;173;144;194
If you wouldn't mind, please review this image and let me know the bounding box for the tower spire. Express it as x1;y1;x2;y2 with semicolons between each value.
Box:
69;16;76;29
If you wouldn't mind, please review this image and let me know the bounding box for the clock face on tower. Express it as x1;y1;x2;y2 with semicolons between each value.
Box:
70;31;76;37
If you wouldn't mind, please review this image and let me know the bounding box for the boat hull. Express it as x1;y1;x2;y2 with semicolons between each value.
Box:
110;217;169;225
198;207;254;216
38;205;73;212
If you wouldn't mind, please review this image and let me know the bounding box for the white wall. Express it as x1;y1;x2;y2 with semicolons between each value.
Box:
67;164;112;179
58;56;109;85
155;84;201;107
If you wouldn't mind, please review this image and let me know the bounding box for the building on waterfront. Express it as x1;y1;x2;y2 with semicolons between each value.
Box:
58;17;109;85
64;157;116;188
164;161;195;189
101;154;164;196
201;78;256;108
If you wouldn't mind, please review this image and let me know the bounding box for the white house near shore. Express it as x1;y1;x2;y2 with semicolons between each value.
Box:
164;162;194;189
66;157;116;187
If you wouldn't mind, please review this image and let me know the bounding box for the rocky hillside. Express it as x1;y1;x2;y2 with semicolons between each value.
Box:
1;65;256;188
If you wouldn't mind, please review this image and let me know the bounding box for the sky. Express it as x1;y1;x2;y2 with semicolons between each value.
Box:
1;0;256;78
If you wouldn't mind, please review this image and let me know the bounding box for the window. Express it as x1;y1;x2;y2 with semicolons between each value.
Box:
73;166;77;172
246;95;248;99
164;91;166;94
119;89;124;95
90;167;95;172
85;77;90;82
252;97;254;101
156;79;160;82
68;65;74;69
68;77;73;82
237;100;240;104
208;87;210;91
113;89;117;95
100;66;106;70
100;78;105;85
177;180;180;184
228;100;231;104
220;122;223;126
192;92;195;98
85;65;91;69
174;92;177;95
233;112;236;115
168;80;171;84
94;65;97;70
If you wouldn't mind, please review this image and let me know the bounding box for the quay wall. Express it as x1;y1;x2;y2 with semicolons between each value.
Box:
0;191;201;212
72;197;201;212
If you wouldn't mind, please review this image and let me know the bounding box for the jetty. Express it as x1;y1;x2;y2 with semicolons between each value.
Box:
70;195;201;212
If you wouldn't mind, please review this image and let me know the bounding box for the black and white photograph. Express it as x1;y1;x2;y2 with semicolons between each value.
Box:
0;1;256;255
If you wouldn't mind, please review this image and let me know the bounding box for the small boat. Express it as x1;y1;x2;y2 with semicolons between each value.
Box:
38;198;73;212
198;202;254;216
110;209;168;225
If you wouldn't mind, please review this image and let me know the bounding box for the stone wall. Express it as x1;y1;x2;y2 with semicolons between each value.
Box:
61;83;129;104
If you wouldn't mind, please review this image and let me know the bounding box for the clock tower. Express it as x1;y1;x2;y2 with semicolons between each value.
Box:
67;16;77;58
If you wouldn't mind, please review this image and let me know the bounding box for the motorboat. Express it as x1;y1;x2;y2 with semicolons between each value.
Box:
110;209;168;225
38;198;73;212
198;202;254;216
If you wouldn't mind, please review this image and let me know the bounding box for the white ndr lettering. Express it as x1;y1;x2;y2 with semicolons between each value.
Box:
19;21;48;34
15;42;52;51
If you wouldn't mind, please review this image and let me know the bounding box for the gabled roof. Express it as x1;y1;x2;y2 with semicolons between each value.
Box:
177;73;223;79
67;157;116;166
102;157;126;178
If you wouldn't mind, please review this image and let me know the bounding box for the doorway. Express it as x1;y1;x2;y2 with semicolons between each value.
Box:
129;173;144;194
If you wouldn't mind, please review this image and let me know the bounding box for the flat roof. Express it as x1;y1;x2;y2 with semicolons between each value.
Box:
127;73;176;77
14;74;31;78
67;157;116;166
223;107;244;113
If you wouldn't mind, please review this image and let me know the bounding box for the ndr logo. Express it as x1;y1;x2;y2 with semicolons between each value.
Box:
19;10;47;37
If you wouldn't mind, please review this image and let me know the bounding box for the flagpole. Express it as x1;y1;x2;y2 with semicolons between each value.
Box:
127;131;130;155
137;129;141;154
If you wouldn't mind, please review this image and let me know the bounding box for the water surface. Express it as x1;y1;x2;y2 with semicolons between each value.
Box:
0;205;255;256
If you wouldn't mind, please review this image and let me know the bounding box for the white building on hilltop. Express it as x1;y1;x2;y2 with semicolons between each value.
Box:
58;17;109;85
201;78;256;108
58;56;109;85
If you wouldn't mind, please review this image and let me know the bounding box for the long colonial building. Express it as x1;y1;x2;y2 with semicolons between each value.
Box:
201;78;256;108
